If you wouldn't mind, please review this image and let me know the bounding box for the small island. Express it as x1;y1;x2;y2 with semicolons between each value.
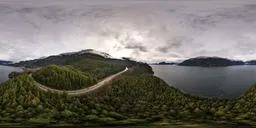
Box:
178;57;245;67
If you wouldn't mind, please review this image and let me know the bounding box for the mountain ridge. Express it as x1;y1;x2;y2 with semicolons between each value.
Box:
59;49;112;58
8;49;119;68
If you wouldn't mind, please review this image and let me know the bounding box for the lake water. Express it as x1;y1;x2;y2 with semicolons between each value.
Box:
151;65;256;99
0;66;22;84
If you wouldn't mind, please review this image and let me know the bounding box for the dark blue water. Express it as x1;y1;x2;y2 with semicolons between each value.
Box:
0;66;22;84
151;65;256;98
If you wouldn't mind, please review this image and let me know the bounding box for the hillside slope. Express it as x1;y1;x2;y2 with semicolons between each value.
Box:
32;65;96;90
1;51;254;126
0;64;255;126
10;49;119;68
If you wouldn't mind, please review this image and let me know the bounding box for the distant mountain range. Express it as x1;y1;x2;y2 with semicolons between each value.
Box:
245;60;256;65
178;57;245;67
151;62;178;65
0;60;13;65
3;53;256;67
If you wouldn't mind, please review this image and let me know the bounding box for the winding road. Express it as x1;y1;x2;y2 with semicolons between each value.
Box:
29;67;128;95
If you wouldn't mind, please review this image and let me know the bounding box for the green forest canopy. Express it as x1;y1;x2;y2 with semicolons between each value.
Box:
0;63;255;126
1;53;256;126
32;65;97;90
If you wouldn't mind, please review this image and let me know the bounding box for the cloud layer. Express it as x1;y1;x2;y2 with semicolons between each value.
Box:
1;0;256;62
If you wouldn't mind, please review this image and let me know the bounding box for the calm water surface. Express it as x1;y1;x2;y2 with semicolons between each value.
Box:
151;65;256;98
0;66;22;84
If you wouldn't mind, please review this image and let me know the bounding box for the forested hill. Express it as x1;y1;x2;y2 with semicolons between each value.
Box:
0;63;255;126
10;49;120;68
179;57;245;67
0;51;255;126
32;65;97;90
7;49;153;91
10;49;153;79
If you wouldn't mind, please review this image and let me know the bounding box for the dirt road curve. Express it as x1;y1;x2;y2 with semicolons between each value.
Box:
30;67;128;95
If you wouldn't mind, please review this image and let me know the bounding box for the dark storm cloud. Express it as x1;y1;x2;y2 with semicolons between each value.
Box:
125;44;148;52
156;36;193;53
156;38;183;53
157;47;169;53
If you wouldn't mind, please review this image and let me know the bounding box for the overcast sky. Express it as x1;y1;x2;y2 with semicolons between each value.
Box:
1;0;256;62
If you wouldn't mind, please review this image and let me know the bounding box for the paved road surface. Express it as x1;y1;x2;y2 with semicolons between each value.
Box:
30;67;128;95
